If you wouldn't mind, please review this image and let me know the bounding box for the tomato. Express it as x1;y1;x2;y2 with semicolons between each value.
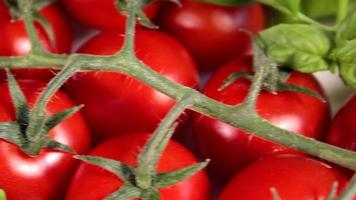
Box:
0;80;91;200
0;1;72;54
36;3;73;54
219;156;349;200
66;133;211;200
61;0;159;30
0;20;55;81
0;0;9;24
155;1;265;71
0;2;73;81
65;30;199;141
193;56;331;181
327;95;356;151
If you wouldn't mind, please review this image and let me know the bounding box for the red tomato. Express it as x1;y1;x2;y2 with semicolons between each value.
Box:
0;0;9;24
0;2;73;81
66;133;211;200
0;20;55;81
193;56;330;181
36;3;73;54
0;80;91;200
327;95;356;151
219;156;349;200
61;0;159;30
155;1;265;71
65;30;199;141
0;1;72;53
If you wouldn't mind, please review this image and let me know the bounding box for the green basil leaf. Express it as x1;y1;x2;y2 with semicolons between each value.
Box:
332;39;356;88
258;0;300;16
260;24;331;73
336;11;356;45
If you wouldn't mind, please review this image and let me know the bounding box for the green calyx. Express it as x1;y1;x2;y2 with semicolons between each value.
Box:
75;156;209;200
219;39;324;102
115;0;158;29
76;95;209;200
0;70;78;156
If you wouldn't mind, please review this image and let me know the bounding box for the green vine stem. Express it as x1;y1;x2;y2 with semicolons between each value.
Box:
340;174;356;200
1;0;356;171
337;0;349;24
17;0;46;54
136;94;196;189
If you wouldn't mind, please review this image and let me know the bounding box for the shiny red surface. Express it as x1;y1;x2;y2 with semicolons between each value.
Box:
0;80;91;200
0;2;72;81
327;95;356;151
156;1;265;71
193;56;331;181
61;0;159;30
66;133;211;200
65;30;199;141
219;156;349;200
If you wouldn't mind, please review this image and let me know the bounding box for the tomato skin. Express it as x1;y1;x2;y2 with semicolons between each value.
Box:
0;1;72;54
155;1;265;71
219;156;349;200
66;133;211;200
61;0;159;30
0;80;91;200
327;95;356;151
37;3;73;54
193;56;330;181
0;2;72;81
65;30;199;141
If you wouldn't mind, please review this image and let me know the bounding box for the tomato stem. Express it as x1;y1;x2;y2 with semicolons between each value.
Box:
17;0;47;55
339;173;356;200
136;94;196;189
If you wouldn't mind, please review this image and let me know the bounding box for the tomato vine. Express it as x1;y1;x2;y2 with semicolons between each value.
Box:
0;0;355;199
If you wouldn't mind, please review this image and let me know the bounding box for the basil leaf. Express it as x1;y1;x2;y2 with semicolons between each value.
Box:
260;24;331;73
336;11;356;45
332;39;356;88
258;0;300;16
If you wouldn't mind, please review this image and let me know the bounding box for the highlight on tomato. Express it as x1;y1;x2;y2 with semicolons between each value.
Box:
155;0;265;71
193;56;331;181
65;30;199;141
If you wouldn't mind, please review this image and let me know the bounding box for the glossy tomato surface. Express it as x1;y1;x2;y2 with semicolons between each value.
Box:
66;133;211;200
0;1;72;53
65;30;199;141
0;2;72;81
61;0;159;30
327;95;356;151
219;156;349;200
193;56;330;181
155;1;265;71
0;80;91;200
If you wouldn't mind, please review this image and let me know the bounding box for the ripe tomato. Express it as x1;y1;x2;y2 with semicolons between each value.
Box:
0;0;9;24
61;0;159;30
65;30;199;141
327;95;356;151
0;1;72;54
155;1;265;71
0;80;91;200
193;56;330;181
66;133;211;200
0;2;73;81
219;156;349;200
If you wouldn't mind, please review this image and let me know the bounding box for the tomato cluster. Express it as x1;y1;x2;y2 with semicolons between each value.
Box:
0;0;355;200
